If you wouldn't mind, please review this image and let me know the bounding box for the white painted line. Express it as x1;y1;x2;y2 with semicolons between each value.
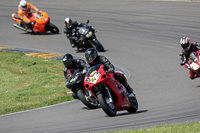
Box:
0;100;78;117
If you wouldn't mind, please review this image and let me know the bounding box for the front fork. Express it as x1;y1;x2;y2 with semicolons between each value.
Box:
104;84;113;103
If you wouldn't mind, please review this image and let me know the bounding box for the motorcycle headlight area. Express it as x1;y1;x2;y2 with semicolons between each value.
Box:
86;31;92;38
190;62;200;71
87;72;101;84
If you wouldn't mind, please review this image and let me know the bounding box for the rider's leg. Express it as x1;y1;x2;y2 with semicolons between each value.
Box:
69;39;76;48
114;73;135;97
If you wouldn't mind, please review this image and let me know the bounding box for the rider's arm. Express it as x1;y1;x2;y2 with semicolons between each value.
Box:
64;28;72;38
18;10;31;24
64;67;68;79
27;3;39;12
179;51;190;66
193;42;200;50
74;21;84;27
100;56;115;73
179;50;187;66
77;59;88;74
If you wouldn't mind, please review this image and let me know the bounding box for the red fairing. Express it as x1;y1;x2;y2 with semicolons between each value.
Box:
179;49;182;55
84;64;131;110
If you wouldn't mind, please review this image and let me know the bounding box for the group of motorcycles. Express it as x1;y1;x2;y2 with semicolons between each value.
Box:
11;11;104;52
11;10;138;116
65;64;138;116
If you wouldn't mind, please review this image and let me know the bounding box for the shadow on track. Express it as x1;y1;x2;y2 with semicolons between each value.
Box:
108;110;148;117
20;32;61;35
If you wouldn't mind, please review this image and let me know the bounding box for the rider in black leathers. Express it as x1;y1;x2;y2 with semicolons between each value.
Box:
179;36;200;79
64;17;84;50
62;53;87;99
84;48;135;98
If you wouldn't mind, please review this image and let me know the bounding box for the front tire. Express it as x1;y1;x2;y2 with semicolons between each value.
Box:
77;89;98;109
97;93;116;116
47;22;59;34
127;97;138;113
93;39;104;52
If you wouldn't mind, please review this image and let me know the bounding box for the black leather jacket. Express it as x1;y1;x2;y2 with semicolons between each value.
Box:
64;59;87;79
88;55;115;73
64;21;84;39
180;42;200;62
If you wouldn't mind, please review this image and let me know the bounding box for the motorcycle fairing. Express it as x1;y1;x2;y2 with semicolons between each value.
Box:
85;64;131;110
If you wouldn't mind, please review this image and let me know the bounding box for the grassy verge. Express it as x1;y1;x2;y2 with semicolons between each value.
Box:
0;51;73;115
101;122;200;133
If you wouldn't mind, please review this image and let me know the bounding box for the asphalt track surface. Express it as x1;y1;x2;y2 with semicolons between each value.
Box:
1;0;200;133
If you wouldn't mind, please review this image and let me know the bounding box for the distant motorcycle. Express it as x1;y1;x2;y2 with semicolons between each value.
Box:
11;11;59;34
74;20;104;52
84;64;138;116
66;69;98;109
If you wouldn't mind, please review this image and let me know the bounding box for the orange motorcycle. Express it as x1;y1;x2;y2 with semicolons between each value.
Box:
11;11;59;34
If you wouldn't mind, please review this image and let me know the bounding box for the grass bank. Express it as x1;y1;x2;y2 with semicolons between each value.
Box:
101;122;200;133
0;51;73;115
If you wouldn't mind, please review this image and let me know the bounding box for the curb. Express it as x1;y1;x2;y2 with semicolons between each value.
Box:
0;46;130;79
0;46;63;60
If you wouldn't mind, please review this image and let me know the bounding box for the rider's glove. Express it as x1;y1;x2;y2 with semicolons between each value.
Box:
30;21;36;27
107;68;114;73
180;61;185;66
81;69;87;74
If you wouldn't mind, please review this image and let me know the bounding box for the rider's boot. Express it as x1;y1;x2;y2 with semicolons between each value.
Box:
71;43;76;48
23;23;33;32
126;84;136;98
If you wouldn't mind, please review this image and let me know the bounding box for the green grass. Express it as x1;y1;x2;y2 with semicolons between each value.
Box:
101;122;200;133
0;51;73;115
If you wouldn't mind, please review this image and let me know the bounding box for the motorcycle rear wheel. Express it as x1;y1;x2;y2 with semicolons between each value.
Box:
97;93;117;117
47;22;59;34
77;89;98;109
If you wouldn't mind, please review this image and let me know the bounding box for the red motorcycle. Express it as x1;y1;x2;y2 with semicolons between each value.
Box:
84;64;138;116
11;11;59;34
183;51;200;79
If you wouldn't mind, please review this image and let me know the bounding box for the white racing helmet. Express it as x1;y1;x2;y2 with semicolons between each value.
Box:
20;0;28;10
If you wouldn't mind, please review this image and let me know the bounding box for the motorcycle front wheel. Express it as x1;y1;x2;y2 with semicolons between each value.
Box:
127;97;138;113
77;89;98;109
93;39;104;52
97;93;116;117
46;22;59;34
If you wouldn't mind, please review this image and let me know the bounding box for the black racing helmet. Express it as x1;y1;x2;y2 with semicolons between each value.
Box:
62;53;74;67
85;48;98;64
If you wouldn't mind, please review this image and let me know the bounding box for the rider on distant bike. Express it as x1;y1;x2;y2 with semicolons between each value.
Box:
14;0;40;30
62;53;88;99
179;36;200;79
84;48;136;98
64;18;84;50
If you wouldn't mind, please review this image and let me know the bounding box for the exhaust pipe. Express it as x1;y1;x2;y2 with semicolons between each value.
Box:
13;24;26;31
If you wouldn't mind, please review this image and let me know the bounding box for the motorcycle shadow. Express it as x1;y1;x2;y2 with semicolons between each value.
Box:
22;32;61;35
76;49;108;53
111;110;148;117
81;106;101;110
